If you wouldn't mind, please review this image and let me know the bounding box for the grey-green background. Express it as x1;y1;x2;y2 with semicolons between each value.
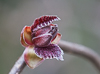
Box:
0;0;100;74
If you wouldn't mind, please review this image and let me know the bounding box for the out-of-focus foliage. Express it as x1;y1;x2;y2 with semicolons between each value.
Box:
0;0;100;74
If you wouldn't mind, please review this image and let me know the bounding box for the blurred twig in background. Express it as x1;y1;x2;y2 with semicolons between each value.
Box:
59;40;100;72
9;40;100;74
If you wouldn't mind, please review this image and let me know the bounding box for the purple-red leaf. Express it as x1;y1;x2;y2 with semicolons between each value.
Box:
32;34;52;47
34;44;64;61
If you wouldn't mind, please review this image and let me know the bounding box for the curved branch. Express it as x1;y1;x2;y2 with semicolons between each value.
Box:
9;40;100;74
59;40;100;72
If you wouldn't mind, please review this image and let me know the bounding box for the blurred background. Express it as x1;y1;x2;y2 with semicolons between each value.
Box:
0;0;100;74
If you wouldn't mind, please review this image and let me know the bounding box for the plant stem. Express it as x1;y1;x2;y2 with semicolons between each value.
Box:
9;53;26;74
9;40;100;74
